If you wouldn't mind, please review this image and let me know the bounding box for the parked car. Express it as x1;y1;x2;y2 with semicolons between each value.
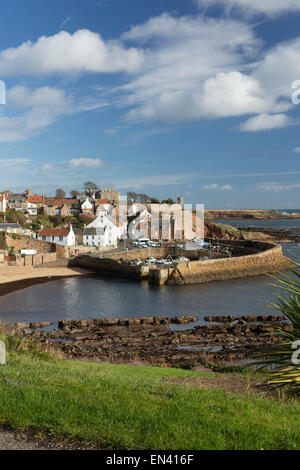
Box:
148;241;160;247
136;243;148;248
178;256;189;262
146;257;157;264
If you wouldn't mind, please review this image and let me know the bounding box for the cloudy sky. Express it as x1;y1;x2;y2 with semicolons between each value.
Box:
0;0;300;208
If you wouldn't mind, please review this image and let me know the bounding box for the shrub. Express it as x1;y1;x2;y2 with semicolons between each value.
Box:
257;257;300;395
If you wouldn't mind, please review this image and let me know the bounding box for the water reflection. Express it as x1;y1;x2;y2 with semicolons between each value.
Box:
0;243;299;324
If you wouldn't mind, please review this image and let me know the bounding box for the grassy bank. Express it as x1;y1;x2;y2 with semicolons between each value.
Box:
0;343;300;450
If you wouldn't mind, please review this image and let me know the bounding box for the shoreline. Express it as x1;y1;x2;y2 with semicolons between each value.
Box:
13;314;289;367
0;266;92;298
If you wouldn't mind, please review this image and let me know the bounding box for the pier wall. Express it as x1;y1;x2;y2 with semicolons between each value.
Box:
69;255;149;280
70;240;288;286
104;247;200;261
150;242;288;286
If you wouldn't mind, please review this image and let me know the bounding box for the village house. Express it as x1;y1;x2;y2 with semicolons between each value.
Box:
128;207;152;239
73;227;84;245
0;223;22;234
27;194;44;210
96;189;120;206
85;187;120;207
8;194;27;212
83;211;121;247
95;198;111;214
26;201;38;216
38;225;75;246
43;198;81;217
81;197;94;216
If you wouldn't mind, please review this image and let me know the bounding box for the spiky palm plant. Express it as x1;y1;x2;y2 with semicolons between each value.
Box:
258;257;300;394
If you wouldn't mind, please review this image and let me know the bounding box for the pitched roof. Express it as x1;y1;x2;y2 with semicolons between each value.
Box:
95;199;109;205
0;223;20;229
28;195;43;204
62;199;80;205
44;198;79;206
84;227;105;235
44;198;63;206
39;227;70;237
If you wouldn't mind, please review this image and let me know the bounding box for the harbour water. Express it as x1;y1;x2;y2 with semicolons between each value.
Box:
213;217;300;233
0;243;299;325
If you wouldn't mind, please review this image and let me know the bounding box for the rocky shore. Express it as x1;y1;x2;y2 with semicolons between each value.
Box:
13;315;291;367
238;226;300;243
205;210;300;220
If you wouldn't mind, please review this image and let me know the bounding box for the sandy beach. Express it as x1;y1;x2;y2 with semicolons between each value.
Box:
0;265;91;297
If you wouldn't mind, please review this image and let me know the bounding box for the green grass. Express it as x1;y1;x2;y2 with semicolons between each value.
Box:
0;347;300;450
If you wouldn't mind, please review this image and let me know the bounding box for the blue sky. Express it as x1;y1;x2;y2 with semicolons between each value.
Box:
0;0;300;208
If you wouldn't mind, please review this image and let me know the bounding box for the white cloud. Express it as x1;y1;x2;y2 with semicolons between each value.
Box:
203;184;219;190
40;163;54;171
257;182;300;192
0;85;106;142
0;14;299;135
7;85;73;110
120;14;293;128
0;86;74;142
0;111;57;143
203;183;232;190
195;0;300;17
121;14;266;123
0;29;144;76
69;158;105;169
240;113;290;132
293;147;300;153
104;128;118;135
0;158;31;167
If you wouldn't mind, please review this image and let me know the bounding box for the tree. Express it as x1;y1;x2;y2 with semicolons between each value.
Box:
127;191;138;203
83;181;99;195
70;190;80;198
55;188;66;199
161;198;175;204
150;197;160;204
138;193;151;204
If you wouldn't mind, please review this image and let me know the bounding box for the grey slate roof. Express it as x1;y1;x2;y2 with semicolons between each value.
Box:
83;227;105;236
0;223;20;229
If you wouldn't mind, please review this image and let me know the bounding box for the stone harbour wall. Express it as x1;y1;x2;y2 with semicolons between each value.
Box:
70;240;288;286
151;242;288;286
105;247;200;261
70;254;149;280
5;234;55;253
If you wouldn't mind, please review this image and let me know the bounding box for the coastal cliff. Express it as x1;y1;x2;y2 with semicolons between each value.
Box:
205;209;300;220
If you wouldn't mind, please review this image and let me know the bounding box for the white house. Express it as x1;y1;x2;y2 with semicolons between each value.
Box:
26;201;37;216
81;198;94;215
38;225;75;246
21;228;37;238
129;208;152;240
0;223;21;234
83;212;120;247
